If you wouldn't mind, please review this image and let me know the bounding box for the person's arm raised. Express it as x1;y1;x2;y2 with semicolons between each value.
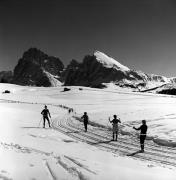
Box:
133;126;141;131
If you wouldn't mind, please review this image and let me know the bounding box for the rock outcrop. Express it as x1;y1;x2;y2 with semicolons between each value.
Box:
13;48;64;86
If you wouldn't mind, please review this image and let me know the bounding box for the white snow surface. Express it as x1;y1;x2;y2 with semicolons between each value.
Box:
94;51;130;71
0;83;176;179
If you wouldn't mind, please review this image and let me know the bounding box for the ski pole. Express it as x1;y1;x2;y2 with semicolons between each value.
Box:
109;117;111;123
50;117;53;126
38;117;43;127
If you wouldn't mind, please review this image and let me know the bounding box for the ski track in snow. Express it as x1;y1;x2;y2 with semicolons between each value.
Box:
64;155;97;175
1;97;176;170
52;114;176;169
56;156;89;180
0;142;94;180
44;161;57;180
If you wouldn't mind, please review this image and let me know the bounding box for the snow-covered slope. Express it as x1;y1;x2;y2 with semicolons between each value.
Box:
94;51;130;71
44;71;62;87
1;84;176;179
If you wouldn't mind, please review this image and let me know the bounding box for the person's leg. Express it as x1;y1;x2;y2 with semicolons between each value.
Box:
46;116;51;127
112;132;114;140
85;123;87;132
140;135;145;152
142;135;146;151
115;131;118;141
43;117;46;128
84;122;87;132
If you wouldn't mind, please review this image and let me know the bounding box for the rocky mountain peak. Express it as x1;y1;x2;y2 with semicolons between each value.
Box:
94;50;130;71
13;48;64;87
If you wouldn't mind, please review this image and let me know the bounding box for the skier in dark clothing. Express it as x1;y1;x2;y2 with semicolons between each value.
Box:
133;120;148;152
41;105;51;128
68;109;71;114
81;112;89;132
109;115;121;141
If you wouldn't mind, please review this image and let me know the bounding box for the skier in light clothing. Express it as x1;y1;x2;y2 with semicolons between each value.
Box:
109;115;121;141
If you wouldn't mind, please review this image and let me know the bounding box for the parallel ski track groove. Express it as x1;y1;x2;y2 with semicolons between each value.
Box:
57;119;176;167
65;118;176;165
1;98;176;167
52;116;176;168
67;118;176;157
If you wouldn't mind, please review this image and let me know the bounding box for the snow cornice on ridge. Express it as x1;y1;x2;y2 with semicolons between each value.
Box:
93;50;130;72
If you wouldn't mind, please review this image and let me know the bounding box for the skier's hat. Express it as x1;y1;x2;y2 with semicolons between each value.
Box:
45;105;47;108
142;120;146;124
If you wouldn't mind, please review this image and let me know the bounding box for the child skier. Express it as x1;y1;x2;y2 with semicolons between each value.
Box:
41;105;51;128
133;120;148;152
109;115;121;141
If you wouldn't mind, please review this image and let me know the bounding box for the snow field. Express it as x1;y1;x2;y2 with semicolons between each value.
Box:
0;84;176;179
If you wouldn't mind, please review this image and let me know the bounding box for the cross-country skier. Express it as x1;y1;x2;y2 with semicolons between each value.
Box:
109;115;121;141
81;112;89;132
41;105;51;128
133;120;148;152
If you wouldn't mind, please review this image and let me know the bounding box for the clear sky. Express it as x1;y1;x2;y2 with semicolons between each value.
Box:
0;0;176;77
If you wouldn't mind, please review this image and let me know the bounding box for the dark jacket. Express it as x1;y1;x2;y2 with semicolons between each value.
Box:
82;114;88;124
134;124;147;135
41;109;51;117
110;118;121;125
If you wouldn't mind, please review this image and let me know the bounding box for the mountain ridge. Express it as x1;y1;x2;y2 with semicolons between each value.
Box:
1;48;176;91
63;50;176;90
12;48;64;86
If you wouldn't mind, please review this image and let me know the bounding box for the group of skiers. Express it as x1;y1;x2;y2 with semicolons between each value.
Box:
41;105;148;152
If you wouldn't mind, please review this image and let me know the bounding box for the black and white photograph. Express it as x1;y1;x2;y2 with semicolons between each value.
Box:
0;0;176;179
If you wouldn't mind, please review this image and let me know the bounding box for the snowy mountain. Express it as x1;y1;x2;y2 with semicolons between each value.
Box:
64;51;175;89
3;48;176;91
94;51;130;71
13;48;64;87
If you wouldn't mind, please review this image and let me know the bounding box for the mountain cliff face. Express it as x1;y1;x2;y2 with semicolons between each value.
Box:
64;51;174;89
13;48;64;87
64;54;132;87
